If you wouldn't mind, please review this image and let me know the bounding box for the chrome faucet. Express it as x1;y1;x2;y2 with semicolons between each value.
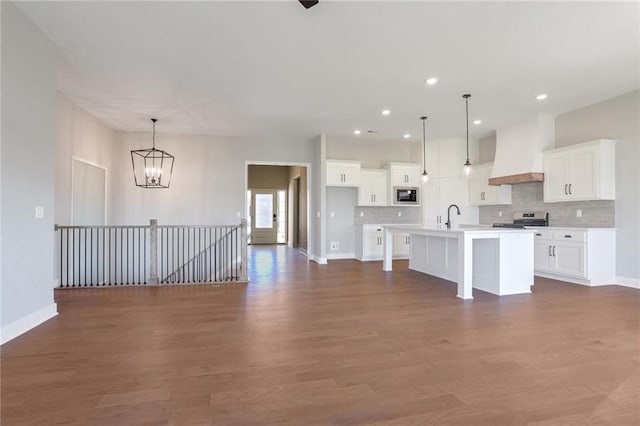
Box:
445;204;461;229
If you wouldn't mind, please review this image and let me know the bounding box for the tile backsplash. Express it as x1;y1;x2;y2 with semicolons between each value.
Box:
354;206;421;225
479;182;615;227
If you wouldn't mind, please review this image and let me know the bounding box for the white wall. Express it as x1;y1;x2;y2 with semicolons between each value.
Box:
111;131;319;256
1;2;58;343
555;90;640;282
56;93;116;225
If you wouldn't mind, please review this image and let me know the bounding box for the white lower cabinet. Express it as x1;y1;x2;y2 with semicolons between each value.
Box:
533;228;615;286
355;225;411;261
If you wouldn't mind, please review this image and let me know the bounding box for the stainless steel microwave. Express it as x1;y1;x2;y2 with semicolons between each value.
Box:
394;187;419;204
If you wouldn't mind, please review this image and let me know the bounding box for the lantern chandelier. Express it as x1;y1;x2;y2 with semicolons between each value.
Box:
131;118;175;189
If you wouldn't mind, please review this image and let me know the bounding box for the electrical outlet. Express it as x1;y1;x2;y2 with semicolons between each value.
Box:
330;241;339;250
576;209;582;218
498;211;503;218
35;206;44;219
330;211;335;218
360;211;364;217
397;211;402;217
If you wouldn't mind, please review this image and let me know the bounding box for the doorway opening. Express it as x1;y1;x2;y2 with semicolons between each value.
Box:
245;164;309;255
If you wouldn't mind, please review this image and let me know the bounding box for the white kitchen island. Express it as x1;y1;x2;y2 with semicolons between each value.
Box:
383;225;536;299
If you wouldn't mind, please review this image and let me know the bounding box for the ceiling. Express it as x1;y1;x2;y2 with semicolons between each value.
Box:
16;1;640;141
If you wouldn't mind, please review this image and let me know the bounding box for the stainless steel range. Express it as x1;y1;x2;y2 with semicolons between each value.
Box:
492;212;549;229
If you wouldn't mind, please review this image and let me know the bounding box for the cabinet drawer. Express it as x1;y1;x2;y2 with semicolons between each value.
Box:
553;230;586;243
533;230;554;240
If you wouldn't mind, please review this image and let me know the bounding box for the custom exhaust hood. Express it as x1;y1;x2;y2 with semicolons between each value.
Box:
489;114;555;186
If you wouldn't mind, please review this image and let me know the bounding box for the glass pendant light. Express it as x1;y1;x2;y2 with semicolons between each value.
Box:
462;94;472;177
421;116;429;183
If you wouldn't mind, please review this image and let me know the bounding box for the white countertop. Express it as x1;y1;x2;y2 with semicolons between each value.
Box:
382;224;535;234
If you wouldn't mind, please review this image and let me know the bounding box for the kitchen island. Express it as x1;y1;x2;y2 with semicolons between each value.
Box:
383;225;536;299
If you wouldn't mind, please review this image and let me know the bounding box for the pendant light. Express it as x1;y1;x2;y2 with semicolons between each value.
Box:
131;118;175;188
420;116;429;183
462;94;472;176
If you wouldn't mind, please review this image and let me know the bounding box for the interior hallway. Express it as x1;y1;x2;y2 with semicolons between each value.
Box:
1;247;638;425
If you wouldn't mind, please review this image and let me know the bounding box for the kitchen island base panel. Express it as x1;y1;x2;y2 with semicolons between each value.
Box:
385;226;535;299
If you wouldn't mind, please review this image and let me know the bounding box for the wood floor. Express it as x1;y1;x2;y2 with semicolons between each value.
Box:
2;246;639;425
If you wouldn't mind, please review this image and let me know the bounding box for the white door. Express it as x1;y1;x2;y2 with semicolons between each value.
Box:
251;190;277;244
72;159;106;225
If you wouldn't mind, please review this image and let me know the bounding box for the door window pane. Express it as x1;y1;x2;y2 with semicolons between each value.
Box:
255;194;273;228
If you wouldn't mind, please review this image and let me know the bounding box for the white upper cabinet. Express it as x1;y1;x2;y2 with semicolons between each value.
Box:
358;169;388;206
388;163;422;187
468;163;512;206
326;159;361;187
543;139;616;202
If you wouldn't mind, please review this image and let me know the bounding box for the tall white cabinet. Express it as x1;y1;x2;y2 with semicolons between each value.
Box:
543;139;616;202
422;138;477;228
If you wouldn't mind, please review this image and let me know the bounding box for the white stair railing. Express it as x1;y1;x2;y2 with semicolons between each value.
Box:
55;219;247;287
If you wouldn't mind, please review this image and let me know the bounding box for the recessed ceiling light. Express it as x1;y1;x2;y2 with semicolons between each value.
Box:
536;94;548;101
473;120;482;125
426;77;438;86
381;109;391;116
403;134;411;139
353;129;361;135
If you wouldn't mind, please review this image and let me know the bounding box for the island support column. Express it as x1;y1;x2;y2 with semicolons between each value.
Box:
383;228;394;271
456;233;473;299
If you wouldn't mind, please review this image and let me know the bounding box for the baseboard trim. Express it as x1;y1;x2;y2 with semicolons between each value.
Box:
312;256;327;265
326;253;355;260
617;276;640;289
1;303;58;345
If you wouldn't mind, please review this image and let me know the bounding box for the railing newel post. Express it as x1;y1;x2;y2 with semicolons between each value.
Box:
149;219;159;284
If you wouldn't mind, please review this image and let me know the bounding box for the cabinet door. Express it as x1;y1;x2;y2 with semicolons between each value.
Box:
468;166;489;206
326;162;343;186
342;164;360;187
393;233;410;258
534;241;552;271
358;171;375;206
371;171;388;205
568;148;597;200
553;242;586;278
326;161;360;187
544;153;569;202
404;166;422;187
422;179;441;228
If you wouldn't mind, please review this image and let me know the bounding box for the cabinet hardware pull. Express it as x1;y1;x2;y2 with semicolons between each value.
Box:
564;184;567;195
568;184;572;195
553;246;556;257
564;235;572;238
549;246;552;256
536;233;542;236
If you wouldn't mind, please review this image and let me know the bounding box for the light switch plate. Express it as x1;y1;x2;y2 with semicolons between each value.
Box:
35;206;44;219
498;211;503;218
576;209;582;218
360;211;364;217
236;211;241;218
330;211;335;218
397;212;402;217
317;211;320;218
